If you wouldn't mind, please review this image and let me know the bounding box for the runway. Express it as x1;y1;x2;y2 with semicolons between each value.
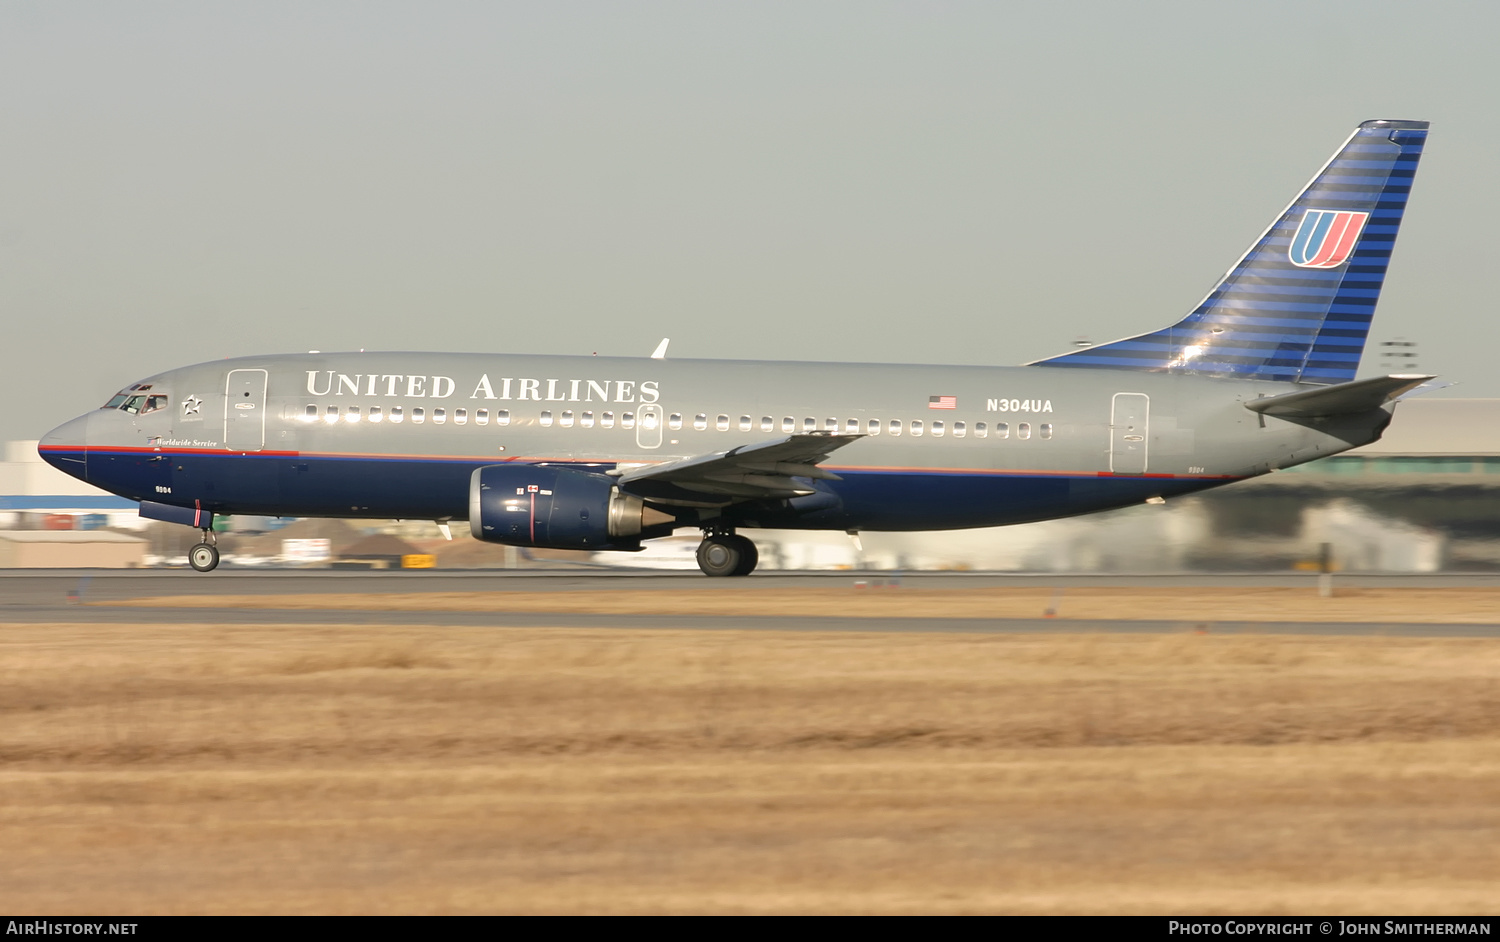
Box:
6;571;1500;915
4;569;1499;636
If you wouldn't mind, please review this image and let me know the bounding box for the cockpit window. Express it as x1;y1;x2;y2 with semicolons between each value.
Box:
104;383;159;413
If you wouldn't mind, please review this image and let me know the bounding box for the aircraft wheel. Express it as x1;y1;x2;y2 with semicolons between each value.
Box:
189;542;220;573
697;534;756;577
728;534;758;576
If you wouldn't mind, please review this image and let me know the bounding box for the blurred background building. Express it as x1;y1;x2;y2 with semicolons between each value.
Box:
4;398;1497;572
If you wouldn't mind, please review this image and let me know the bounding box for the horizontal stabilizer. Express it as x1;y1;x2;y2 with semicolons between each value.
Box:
1243;374;1435;418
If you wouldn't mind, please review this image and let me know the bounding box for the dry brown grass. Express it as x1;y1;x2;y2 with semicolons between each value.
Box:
2;620;1499;913
107;585;1500;624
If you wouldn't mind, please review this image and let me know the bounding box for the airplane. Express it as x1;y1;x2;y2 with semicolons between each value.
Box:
39;119;1431;577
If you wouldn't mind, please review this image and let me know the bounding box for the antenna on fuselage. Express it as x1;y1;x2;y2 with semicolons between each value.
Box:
650;338;670;359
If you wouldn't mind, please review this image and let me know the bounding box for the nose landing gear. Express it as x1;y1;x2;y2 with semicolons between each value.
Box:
696;529;758;577
188;528;220;572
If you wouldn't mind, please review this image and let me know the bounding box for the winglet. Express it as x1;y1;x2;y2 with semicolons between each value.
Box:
650;338;670;359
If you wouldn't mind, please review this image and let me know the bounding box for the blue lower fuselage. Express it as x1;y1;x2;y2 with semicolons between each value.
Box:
46;445;1229;532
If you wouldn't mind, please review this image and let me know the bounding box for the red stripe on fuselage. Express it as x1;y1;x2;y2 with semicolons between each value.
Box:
40;444;1243;481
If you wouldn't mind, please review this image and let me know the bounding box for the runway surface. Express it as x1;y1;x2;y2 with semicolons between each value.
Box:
4;569;1500;636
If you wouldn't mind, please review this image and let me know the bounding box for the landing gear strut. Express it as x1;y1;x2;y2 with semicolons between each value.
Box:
696;530;758;577
189;528;219;573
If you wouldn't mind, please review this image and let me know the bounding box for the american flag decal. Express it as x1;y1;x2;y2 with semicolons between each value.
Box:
928;396;957;410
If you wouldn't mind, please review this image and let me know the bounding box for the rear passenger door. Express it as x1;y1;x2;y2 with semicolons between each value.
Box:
1109;393;1149;474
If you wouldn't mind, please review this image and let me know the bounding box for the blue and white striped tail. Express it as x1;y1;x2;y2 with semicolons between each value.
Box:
1032;119;1428;384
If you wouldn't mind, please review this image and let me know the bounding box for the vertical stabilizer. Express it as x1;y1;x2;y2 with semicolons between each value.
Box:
1032;120;1428;384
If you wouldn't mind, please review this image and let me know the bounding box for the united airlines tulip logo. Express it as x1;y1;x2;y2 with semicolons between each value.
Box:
1288;210;1369;268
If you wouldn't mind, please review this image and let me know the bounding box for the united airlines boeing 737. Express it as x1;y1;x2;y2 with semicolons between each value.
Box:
40;120;1432;576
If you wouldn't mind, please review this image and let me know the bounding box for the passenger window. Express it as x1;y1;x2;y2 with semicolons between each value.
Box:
325;405;339;424
975;421;987;439
716;414;729;431
867;418;880;436
1018;422;1031;440
889;419;902;437
739;416;751;432
602;412;615;429
560;410;575;428
390;405;404;424
910;420;924;437
369;405;383;423
825;418;838;431
640;412;657;430
782;417;795;433
803;418;816;432
496;409;510;427
454;408;467;426
539;410;552;428
582;411;595;428
995;422;1008;440
669;413;683;431
476;408;489;426
761;417;774;432
433;408;446;425
931;420;944;438
846;418;859;434
694;414;708;431
953;421;966;438
622;412;635;429
412;407;426;424
304;404;318;422
346;406;361;423
1040;423;1053;440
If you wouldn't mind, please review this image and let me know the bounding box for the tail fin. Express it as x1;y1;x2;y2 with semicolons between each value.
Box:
1032;119;1428;384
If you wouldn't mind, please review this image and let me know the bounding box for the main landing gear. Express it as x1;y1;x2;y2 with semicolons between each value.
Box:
696;529;758;577
188;528;220;573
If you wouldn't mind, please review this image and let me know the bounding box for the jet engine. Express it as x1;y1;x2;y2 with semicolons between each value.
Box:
468;464;675;550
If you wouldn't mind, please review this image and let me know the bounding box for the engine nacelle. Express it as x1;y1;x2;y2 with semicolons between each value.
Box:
468;464;673;550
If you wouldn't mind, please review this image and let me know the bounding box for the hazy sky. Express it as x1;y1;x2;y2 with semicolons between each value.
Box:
5;1;1497;445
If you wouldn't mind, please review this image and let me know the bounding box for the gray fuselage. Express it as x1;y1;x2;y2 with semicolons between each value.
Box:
40;351;1394;535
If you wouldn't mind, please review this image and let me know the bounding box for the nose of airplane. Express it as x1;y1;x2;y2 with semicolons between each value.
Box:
38;413;92;482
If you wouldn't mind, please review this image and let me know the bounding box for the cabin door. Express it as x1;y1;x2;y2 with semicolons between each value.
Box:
225;369;268;452
1109;393;1149;474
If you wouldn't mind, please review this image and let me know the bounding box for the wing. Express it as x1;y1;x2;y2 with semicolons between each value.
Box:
614;433;863;507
